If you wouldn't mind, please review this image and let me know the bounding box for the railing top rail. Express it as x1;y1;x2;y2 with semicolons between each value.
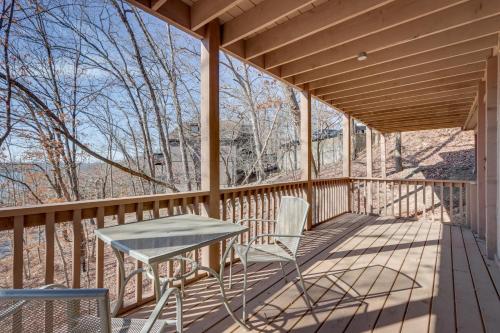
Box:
220;179;308;194
0;190;210;218
350;177;476;185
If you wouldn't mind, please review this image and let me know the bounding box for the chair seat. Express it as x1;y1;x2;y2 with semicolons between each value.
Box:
111;317;167;333
67;316;167;333
234;243;293;263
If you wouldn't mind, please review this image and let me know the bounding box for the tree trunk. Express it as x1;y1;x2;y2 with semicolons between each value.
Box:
395;132;403;172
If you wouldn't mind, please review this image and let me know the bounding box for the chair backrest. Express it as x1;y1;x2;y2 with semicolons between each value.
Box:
0;288;111;333
275;196;309;255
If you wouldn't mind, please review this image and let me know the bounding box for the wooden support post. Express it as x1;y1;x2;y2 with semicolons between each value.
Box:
477;80;486;238
342;113;351;212
200;20;221;271
342;114;351;177
300;86;313;230
498;37;500;261
486;54;498;259
366;127;373;213
380;133;387;178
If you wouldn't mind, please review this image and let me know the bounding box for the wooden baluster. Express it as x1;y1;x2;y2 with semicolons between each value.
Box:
194;196;200;215
96;207;105;288
222;193;228;221
12;215;24;331
431;182;435;222
136;202;144;303
181;197;188;214
391;181;395;217
449;183;454;224
440;182;444;222
406;182;410;217
72;209;82;289
357;180;361;213
168;199;174;216
383;181;387;216
364;179;368;215
13;215;24;289
414;182;418;218
153;200;160;219
423;182;426;219
459;183;464;220
45;212;55;285
398;181;402;217
376;180;380;215
465;183;469;227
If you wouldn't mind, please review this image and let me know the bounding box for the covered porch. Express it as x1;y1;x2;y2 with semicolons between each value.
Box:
1;0;500;332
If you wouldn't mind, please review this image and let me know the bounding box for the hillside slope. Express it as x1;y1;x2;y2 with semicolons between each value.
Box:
319;127;475;181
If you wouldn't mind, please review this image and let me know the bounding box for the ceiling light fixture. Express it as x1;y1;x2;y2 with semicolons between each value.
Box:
357;51;368;61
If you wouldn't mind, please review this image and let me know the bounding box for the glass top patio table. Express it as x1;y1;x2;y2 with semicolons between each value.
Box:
95;214;248;265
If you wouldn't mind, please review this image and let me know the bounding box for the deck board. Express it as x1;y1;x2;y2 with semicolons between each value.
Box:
123;214;500;333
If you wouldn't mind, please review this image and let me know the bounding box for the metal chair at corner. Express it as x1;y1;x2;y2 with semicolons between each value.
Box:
0;284;183;333
228;196;313;323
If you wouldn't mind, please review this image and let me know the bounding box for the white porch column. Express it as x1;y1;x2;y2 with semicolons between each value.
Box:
300;87;313;230
342;114;351;177
366;127;373;213
477;80;486;237
200;20;221;270
486;54;498;259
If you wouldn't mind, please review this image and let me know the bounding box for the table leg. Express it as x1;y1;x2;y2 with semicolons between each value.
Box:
150;263;162;302
197;236;249;331
111;247;126;317
110;247;147;316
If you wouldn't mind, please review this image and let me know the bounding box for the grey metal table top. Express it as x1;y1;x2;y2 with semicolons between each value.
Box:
95;214;247;264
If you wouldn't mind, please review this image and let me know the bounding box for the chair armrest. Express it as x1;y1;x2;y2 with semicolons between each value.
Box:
243;234;303;257
141;287;182;333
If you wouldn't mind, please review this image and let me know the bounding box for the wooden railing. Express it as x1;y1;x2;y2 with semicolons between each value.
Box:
312;178;350;224
0;176;475;313
0;177;350;313
350;177;476;225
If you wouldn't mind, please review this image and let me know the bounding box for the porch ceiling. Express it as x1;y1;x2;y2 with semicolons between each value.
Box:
128;0;500;133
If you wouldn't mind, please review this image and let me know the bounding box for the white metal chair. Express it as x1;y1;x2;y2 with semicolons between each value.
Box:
0;284;182;332
230;196;313;323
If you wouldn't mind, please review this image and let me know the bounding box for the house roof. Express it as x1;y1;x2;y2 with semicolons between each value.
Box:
128;0;499;133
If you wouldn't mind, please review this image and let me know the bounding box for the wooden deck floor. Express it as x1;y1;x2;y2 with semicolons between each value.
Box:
125;214;500;332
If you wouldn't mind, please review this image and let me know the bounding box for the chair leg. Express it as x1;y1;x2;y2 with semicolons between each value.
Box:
279;262;288;282
294;261;312;309
228;249;233;289
242;262;248;324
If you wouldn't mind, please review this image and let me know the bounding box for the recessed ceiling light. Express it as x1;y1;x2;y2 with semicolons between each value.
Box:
357;51;368;61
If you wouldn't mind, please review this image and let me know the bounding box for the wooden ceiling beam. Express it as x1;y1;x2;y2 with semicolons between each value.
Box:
293;23;500;85
221;0;316;47
348;95;476;115
243;0;392;59
191;0;242;31
378;122;466;133
307;39;495;89
279;2;500;77
334;81;479;108
265;0;463;69
361;108;471;122
315;50;490;96
322;62;484;100
342;89;477;113
323;71;484;104
367;114;469;126
352;102;473;118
